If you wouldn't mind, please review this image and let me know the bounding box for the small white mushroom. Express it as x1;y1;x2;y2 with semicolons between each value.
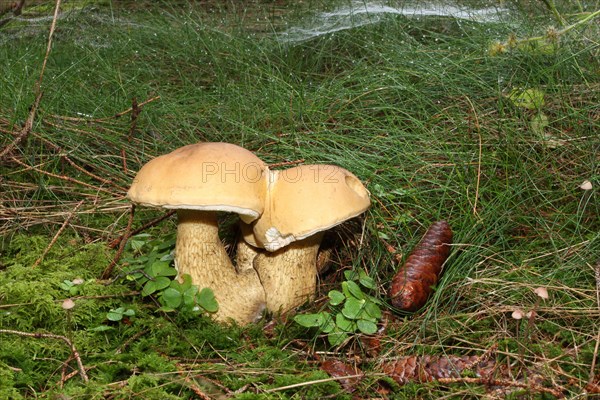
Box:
580;180;593;191
62;298;76;310
511;309;524;320
533;286;549;300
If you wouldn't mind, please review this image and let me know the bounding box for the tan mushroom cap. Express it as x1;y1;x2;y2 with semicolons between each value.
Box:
127;142;268;222
248;164;371;251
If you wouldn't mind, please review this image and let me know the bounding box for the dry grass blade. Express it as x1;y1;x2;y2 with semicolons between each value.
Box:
0;94;161;237
32;199;84;268
263;374;365;393
101;204;135;279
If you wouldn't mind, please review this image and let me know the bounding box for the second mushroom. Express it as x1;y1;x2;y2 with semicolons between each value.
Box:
240;164;371;314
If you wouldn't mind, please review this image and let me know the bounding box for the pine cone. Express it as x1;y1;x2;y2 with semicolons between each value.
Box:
390;221;452;311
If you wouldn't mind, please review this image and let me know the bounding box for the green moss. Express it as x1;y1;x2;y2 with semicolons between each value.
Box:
0;362;23;400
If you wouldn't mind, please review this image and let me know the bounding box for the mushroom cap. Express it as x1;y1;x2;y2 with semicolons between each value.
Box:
127;142;268;222
246;164;371;251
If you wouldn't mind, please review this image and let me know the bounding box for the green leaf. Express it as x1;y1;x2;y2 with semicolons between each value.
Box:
294;313;325;328
141;280;157;296
180;303;197;313
507;87;545;110
357;319;378;335
378;231;390;240
366;293;383;305
320;314;335;333
343;270;358;281
344;280;365;300
357;311;377;323
342;297;365;320
328;290;346;306
197;287;218;313
89;325;114;332
327;329;349;346
179;274;193;290
169;279;183;292
106;308;124;321
157;238;176;251
159;253;174;262
130;255;149;267
129;239;147;252
161;287;182;309
364;301;382;319
358;271;376;290
151;261;177;277
183;286;198;305
126;272;143;281
335;313;354;332
122;309;135;317
150;276;171;292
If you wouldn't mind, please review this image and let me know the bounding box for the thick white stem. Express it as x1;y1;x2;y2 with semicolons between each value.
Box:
175;210;266;324
253;233;323;315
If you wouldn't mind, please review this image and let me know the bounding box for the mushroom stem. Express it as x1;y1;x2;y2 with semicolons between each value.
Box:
235;235;260;274
253;232;324;315
175;210;266;324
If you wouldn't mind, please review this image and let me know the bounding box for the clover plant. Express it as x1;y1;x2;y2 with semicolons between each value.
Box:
106;307;136;322
294;269;382;346
121;233;218;314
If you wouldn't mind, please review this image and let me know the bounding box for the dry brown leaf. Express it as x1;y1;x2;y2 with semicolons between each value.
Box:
320;359;364;393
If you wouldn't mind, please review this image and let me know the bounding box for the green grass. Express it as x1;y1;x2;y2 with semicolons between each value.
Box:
1;0;599;398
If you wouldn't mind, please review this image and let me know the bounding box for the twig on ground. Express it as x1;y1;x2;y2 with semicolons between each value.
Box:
9;156;119;196
113;95;161;120
121;148;128;174
0;92;43;160
27;133;127;191
101;204;135;279
59;354;77;388
64;155;128;192
32;200;84;268
175;365;214;400
127;97;140;142
0;328;89;383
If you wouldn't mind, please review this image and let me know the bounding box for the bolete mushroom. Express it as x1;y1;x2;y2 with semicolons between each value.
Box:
127;142;268;324
241;164;371;314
